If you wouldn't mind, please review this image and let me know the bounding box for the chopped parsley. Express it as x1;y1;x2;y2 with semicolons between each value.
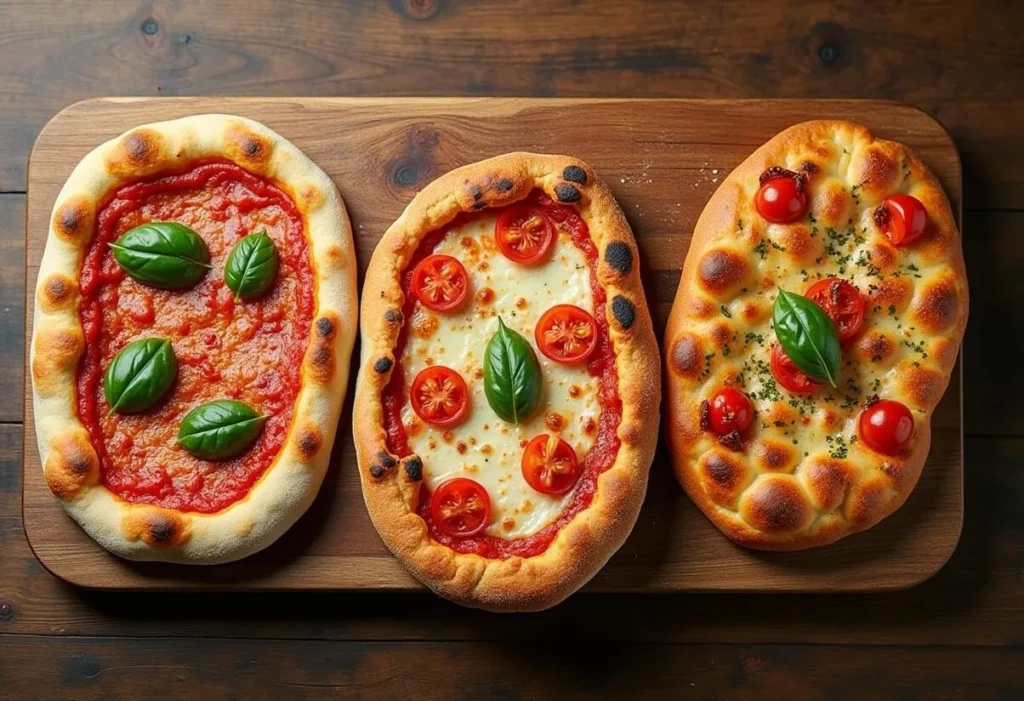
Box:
826;434;849;460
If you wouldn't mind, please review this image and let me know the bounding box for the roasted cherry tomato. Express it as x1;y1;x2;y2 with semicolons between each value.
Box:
535;304;598;363
430;478;491;537
770;343;824;394
879;194;927;245
522;434;581;495
805;278;867;345
410;366;469;427
707;388;754;436
411;254;469;312
859;399;915;455
494;205;556;264
755;173;808;223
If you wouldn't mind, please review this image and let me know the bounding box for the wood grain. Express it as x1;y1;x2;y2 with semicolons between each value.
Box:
2;635;1022;701
2;427;1021;645
0;195;25;422
23;97;964;592
0;1;1021;210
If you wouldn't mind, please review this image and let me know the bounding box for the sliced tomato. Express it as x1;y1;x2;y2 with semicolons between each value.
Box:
805;278;866;345
430;478;491;537
522;434;580;495
410;366;469;427
755;171;808;223
770;343;824;394
494;205;556;264
535;304;598;363
879;194;927;245
859;399;915;455
411;254;469;312
707;388;754;436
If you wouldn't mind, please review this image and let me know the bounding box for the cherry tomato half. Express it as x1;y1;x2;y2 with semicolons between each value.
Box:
707;388;754;436
805;278;867;345
494;205;556;264
535;304;598;363
411;254;469;312
879;194;927;245
859;400;915;455
522;434;581;495
430;478;491;537
756;173;808;223
410;365;469;427
770;343;824;394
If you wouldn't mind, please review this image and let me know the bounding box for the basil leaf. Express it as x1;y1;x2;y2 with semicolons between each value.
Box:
224;231;279;300
483;317;541;424
103;337;177;414
177;400;268;461
773;289;841;386
109;221;212;290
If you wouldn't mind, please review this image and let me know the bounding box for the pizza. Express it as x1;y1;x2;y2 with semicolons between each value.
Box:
354;153;659;610
31;114;357;563
664;120;968;550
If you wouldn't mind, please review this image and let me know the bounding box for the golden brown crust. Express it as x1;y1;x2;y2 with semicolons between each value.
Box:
31;114;358;564
664;120;968;551
354;153;660;610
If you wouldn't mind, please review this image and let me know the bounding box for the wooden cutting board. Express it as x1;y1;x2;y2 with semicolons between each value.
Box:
23;98;963;591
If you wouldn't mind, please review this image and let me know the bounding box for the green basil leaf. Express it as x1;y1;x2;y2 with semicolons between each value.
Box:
483;317;542;424
773;289;841;387
109;221;212;290
103;337;177;414
224;231;279;300
177;400;268;461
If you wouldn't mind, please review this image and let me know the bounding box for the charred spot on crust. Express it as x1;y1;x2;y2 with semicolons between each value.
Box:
801;162;819;174
41;274;77;309
379;452;398;469
699;400;711;431
149;517;176;543
369;464;386;479
384;308;403;324
554;183;582;203
698;249;748;294
671;334;702;376
742;477;812;534
125;131;154;161
610;296;635;329
496;178;514;193
604;241;633;275
803;459;853;511
914;279;960;332
295;427;322;458
472;201;488;210
562;165;588;184
404;456;423;481
53;198;94;241
470;185;483;201
373;357;393;373
759;166;806;192
703;452;745;490
753;440;795;472
242;138;262;157
315;317;336;338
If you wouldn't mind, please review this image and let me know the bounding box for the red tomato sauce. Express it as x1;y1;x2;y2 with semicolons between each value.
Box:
381;191;623;559
77;161;313;513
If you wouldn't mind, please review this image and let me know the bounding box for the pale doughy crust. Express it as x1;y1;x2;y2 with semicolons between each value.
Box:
664;120;968;550
354;153;660;611
31;114;357;564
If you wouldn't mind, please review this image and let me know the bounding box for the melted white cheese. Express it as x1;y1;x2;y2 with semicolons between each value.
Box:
400;214;600;538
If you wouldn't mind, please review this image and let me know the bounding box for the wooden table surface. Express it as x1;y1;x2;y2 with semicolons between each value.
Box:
0;2;1020;699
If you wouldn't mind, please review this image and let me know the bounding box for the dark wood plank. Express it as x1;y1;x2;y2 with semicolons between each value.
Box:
0;195;25;422
0;635;1021;700
22;97;963;592
0;1;1021;208
4;428;1019;646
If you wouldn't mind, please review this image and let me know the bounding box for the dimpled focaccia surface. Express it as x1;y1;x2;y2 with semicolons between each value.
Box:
664;120;968;550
